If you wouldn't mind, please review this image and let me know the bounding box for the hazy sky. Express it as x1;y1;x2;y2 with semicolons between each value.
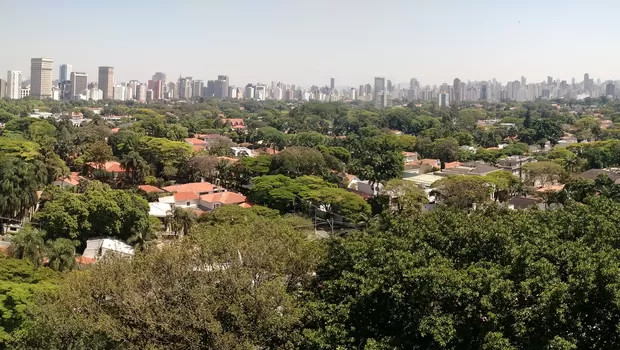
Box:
1;0;619;87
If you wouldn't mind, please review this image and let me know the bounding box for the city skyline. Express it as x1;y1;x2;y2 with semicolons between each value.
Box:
3;1;620;85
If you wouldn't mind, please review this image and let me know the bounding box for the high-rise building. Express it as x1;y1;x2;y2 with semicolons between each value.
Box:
30;58;53;99
6;71;22;99
438;92;450;108
148;80;163;100
70;72;88;99
330;78;335;90
214;75;229;98
453;78;462;103
480;84;488;101
521;76;527;86
136;84;147;103
192;80;204;98
374;77;385;108
547;76;553;86
244;84;255;99
113;85;126;101
59;64;72;82
606;83;615;97
0;79;5;99
98;66;114;100
178;77;193;99
152;72;166;82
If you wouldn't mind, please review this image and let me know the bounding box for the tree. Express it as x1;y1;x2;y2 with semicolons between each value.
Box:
290;131;327;148
256;127;288;150
433;176;492;209
120;151;150;185
432;137;460;165
13;207;321;349
381;179;428;213
532;119;563;145
206;136;235;156
348;135;405;189
0;157;46;231
304;198;620;349
83;140;113;169
46;238;76;272
272;146;327;178
522;161;564;186
170;207;195;237
0;137;40;160
8;227;46;267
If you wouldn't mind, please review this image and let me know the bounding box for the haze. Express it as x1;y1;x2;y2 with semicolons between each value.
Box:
1;0;619;86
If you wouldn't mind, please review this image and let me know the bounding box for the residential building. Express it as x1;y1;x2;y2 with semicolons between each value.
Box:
7;71;22;99
438;91;450;108
70;72;87;99
30;58;53;99
113;84;125;101
82;238;134;261
59;64;72;82
136;83;147;102
374;77;385;108
439;162;501;176
192;80;204;98
199;192;247;211
0;79;5;99
214;75;229;98
497;156;535;180
152;72;166;81
178;76;193;99
98;66;114;99
147;79;163;100
330;77;335;90
21;87;30;98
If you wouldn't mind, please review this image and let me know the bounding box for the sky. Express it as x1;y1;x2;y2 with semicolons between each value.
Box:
1;0;620;88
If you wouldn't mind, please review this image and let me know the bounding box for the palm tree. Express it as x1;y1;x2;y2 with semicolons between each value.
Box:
128;224;155;252
171;208;195;237
121;151;149;185
0;158;45;232
9;227;46;267
47;238;77;272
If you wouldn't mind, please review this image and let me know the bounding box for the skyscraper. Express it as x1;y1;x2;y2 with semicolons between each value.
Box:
0;79;5;99
453;78;462;103
136;84;147;103
59;64;72;82
148;80;163;100
438;92;450;108
98;66;114;100
152;72;166;82
330;78;335;90
178;77;193;99
214;75;229;98
606;83;615;97
374;77;385;108
70;72;88;99
6;71;22;99
30;58;53;99
192;80;204;98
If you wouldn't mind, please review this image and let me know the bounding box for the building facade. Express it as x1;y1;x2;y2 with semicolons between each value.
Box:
98;66;114;100
30;58;53;99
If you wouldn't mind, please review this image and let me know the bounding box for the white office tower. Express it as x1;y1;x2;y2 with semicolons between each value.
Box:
30;58;53;99
59;64;72;82
7;71;22;99
255;85;266;101
244;85;255;99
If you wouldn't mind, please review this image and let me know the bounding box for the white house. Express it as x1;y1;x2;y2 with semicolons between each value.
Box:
82;238;134;261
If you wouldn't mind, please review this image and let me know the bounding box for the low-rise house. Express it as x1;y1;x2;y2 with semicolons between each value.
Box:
162;182;220;195
52;172;82;189
82;238;134;261
87;161;127;178
221;118;246;130
402;151;419;163
507;196;545;210
439;162;502;176
497;156;535;180
577;169;620;184
231;146;254;157
199;192;247;210
185;137;208;152
138;185;166;194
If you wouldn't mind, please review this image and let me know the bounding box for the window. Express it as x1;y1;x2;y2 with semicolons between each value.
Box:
187;202;190;206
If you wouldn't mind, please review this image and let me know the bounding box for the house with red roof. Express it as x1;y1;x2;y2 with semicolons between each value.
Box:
221;118;246;130
138;185;166;194
86;161;127;178
53;172;83;189
199;192;247;210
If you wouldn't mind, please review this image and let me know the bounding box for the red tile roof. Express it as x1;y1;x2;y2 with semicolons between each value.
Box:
174;192;200;201
185;137;207;146
57;172;80;186
444;161;463;169
200;191;247;205
88;161;126;173
111;128;120;134
138;185;165;193
162;182;217;194
238;202;253;208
